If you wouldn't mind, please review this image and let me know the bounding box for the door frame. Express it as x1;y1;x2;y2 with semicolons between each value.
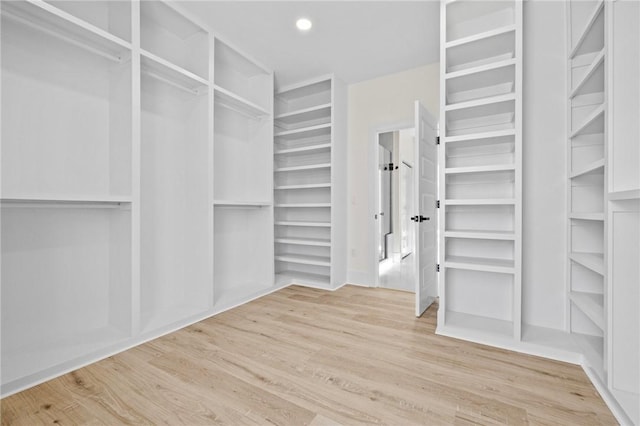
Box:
369;121;414;288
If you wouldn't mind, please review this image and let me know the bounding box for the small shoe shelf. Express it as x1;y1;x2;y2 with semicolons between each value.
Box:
438;0;523;342
273;75;346;290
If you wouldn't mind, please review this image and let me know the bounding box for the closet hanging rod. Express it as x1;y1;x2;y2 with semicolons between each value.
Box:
142;70;205;96
1;9;125;63
215;100;264;120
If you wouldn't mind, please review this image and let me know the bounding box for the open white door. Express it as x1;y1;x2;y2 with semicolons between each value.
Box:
414;101;438;317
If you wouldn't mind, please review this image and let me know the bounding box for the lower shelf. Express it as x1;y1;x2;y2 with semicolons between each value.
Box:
275;253;331;267
443;310;514;339
275;270;330;287
444;255;515;274
140;303;211;335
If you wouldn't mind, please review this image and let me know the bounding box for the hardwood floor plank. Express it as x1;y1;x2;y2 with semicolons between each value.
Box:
1;285;617;425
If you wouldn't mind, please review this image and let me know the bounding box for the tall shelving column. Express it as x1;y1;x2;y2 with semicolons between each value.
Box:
566;0;607;381
438;0;522;341
273;75;347;289
212;38;275;310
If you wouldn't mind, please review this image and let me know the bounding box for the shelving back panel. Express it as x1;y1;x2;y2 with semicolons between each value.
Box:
214;39;271;110
1;14;132;199
140;75;211;328
445;269;514;322
214;106;272;202
141;1;208;79
446;63;515;105
445;137;515;168
445;99;516;137
445;30;515;74
445;204;515;232
446;238;514;262
445;170;515;199
45;0;132;42
446;1;515;43
1;206;131;387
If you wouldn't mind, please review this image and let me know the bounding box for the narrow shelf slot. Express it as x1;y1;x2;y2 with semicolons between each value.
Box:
275;237;331;247
446;97;515;137
569;0;605;59
446;24;516;49
275;254;331;267
275;203;331;208
445;199;516;206
275;163;331;173
213;200;271;208
570;158;604;179
569;291;604;331
569;252;605;276
275;103;331;129
444;255;515;274
275;123;332;140
214;84;269;119
446;26;515;74
570;50;605;99
275;143;331;155
570;212;605;221
445;58;516;80
275;183;331;190
1;0;131;62
570;104;605;138
445;164;515;175
275;221;331;228
444;129;516;145
444;230;516;240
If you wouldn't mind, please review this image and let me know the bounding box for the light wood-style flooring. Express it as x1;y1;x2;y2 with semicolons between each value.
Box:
1;285;617;425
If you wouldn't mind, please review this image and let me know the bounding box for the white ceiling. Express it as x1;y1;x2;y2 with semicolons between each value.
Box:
179;1;441;89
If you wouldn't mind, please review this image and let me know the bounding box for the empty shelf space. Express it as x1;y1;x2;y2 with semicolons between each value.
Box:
446;97;515;136
275;103;331;127
445;199;516;206
444;230;516;240
1;0;131;62
570;212;605;221
446;93;516;112
275;221;331;228
446;27;515;74
213;200;271;208
444;129;516;145
275;183;331;190
275;254;331;267
276;271;330;287
275;163;331;173
275;123;332;140
275;143;331;155
446;58;516;80
569;0;605;59
445;164;515;174
570;104;605;138
443;311;514;339
275;203;331;208
570;158;604;179
444;255;515;274
141;51;209;95
569;291;604;331
570;50;605;99
275;237;331;247
446;24;516;49
569;252;604;275
214;85;269;118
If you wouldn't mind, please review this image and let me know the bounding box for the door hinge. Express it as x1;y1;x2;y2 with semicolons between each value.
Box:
383;162;398;171
437;200;440;208
436;136;440;145
437;264;440;272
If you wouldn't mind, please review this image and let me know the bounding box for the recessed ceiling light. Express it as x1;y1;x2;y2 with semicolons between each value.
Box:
296;18;312;31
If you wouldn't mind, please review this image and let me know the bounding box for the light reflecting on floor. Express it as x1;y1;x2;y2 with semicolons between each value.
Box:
378;253;415;292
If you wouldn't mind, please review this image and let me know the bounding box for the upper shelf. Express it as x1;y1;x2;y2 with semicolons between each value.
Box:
275;123;332;140
141;50;209;95
446;1;515;45
446;96;515;137
570;104;605;138
214;85;270;119
570;50;605;99
275;104;331;130
445;26;515;74
276;77;332;115
1;0;132;63
569;0;605;59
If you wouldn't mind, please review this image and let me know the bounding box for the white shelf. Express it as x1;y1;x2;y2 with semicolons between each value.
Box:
275;254;330;267
569;0;605;59
444;311;513;339
570;212;605;221
275;143;331;155
275;103;331;127
275;203;331;208
214;84;269;119
444;255;515;274
570;158;605;179
570;104;605;138
275;237;331;247
275;221;331;228
274;123;332;140
446;24;516;49
444;230;516;240
445;93;516;112
445;164;515;175
446;58;516;80
1;0;131;63
274;183;331;190
570;49;605;99
444;129;516;145
274;163;331;173
275;271;330;287
0;195;131;208
445;198;516;206
569;291;604;331
608;189;640;201
569;252;605;276
213;200;271;208
141;50;208;95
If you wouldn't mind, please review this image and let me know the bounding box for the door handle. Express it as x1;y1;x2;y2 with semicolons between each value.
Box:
411;215;430;222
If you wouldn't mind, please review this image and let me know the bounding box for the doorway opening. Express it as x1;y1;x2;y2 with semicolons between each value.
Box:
377;127;416;292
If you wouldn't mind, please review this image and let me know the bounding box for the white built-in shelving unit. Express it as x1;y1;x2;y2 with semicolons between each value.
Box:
0;0;275;397
438;0;523;341
273;75;347;289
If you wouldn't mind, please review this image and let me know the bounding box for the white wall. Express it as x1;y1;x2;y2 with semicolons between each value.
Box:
522;0;567;329
346;64;439;285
